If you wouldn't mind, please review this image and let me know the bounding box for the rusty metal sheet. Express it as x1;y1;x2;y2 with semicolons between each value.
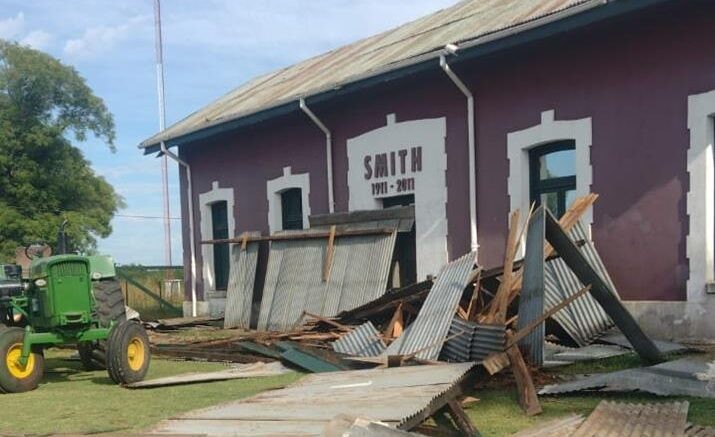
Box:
141;0;597;149
383;252;476;360
572;400;689;437
150;362;475;436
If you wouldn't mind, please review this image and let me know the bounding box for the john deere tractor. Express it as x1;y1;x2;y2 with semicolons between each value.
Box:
0;246;150;393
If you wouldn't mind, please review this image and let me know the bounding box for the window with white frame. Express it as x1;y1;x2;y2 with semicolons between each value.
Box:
267;167;310;233
507;110;592;253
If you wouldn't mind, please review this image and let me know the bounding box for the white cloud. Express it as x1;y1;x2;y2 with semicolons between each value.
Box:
20;29;53;50
63;15;150;59
0;12;25;39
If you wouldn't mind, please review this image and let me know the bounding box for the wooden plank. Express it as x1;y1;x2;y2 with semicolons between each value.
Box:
484;209;521;323
384;303;404;338
323;225;337;282
505;333;542;416
309;205;415;226
543;210;663;363
446;400;481;436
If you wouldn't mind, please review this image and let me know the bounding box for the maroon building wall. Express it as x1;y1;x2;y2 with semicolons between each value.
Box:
178;1;715;302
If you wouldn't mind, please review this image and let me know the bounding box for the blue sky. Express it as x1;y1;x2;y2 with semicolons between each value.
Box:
0;0;456;265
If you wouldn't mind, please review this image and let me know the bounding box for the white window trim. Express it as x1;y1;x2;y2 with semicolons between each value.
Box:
199;181;235;296
687;90;715;302
267;166;311;234
507;110;593;254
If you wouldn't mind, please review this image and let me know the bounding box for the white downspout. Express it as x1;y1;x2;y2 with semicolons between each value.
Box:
299;98;335;213
440;51;478;253
159;142;198;317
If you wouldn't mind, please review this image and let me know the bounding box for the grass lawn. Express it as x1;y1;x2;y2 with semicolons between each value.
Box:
0;348;301;435
464;353;715;436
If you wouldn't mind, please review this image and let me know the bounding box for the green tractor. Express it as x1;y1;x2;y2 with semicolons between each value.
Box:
0;240;150;393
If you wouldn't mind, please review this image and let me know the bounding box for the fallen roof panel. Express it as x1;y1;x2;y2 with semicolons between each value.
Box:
384;252;476;360
224;233;260;329
539;358;715;398
332;321;386;357
573;400;689;437
258;230;397;331
150;363;475;436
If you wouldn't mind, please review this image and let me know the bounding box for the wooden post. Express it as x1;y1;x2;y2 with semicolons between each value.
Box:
323;225;336;282
446;400;481;436
505;332;542;416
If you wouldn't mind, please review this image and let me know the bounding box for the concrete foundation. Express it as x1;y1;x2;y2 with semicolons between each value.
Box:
623;300;715;344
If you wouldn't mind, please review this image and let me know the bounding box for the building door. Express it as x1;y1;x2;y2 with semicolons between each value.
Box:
529;141;576;217
281;188;304;230
211;201;229;290
382;194;417;288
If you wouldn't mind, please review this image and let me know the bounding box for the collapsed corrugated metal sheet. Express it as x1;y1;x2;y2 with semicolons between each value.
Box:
258;230;396;331
440;318;505;362
223;235;260;329
572;401;689;437
517;207;546;365
150;362;475;436
539;358;715;398
545;221;617;346
384;252;475;360
332;322;386;357
141;0;598;148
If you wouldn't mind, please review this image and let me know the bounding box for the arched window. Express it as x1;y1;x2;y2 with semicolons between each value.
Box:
529;141;576;217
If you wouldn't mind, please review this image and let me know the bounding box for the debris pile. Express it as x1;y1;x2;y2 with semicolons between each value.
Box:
145;194;712;435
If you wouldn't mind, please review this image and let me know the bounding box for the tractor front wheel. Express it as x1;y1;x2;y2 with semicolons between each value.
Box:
106;320;150;385
0;327;44;393
78;279;126;370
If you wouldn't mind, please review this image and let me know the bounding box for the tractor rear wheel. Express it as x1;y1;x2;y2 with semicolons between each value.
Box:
0;327;44;393
78;279;126;370
106;320;150;385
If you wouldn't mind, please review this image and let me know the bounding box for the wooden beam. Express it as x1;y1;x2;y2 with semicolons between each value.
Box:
201;227;395;245
446;400;481;437
484;209;521;323
384;303;404;339
505;332;542;416
322;225;336;282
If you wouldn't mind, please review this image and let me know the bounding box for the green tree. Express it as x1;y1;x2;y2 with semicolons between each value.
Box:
0;40;124;261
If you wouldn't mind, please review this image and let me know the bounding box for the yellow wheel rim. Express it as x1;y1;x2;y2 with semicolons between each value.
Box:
6;343;35;379
127;337;145;371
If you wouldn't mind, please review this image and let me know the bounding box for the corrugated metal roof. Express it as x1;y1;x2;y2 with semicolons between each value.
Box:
258;230;397;331
150;363;475;435
384;252;475;360
223;234;260;329
332;321;387;357
544;221;617;346
141;0;599;149
572;401;689;437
